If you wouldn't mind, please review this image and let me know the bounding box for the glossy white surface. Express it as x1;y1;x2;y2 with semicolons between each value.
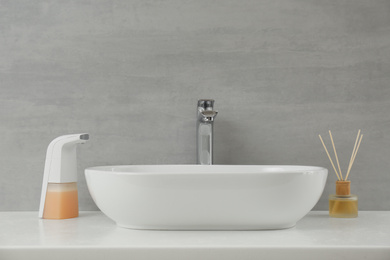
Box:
85;165;327;230
0;211;389;260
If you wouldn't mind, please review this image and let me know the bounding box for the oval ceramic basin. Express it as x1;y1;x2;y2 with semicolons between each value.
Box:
85;165;327;230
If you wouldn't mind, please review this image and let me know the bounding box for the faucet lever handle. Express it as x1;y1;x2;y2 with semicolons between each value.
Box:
198;99;215;110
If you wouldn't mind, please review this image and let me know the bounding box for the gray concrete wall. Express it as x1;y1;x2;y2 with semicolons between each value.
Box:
1;0;389;211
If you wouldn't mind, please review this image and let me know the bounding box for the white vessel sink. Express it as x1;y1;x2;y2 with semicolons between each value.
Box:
85;165;327;230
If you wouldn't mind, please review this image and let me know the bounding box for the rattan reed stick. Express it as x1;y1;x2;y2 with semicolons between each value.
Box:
345;130;361;180
319;134;341;181
329;130;343;180
345;134;363;181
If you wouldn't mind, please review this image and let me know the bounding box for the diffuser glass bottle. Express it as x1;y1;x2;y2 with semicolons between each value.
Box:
319;130;363;219
329;180;358;218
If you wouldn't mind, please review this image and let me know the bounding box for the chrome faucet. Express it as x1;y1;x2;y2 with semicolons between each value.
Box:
197;99;218;165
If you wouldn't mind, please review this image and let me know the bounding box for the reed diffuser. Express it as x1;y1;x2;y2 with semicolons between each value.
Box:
319;130;363;218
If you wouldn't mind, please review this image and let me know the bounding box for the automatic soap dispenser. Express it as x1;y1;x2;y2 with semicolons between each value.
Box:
39;133;89;219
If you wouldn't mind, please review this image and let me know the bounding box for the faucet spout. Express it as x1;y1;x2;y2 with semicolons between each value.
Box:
197;99;217;165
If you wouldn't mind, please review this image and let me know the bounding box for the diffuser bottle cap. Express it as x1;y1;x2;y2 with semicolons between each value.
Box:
336;180;351;196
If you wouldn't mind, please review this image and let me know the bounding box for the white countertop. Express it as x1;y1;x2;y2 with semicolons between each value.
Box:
1;211;389;260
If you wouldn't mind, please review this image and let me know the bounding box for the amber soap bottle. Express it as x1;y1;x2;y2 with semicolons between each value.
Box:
329;181;358;218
